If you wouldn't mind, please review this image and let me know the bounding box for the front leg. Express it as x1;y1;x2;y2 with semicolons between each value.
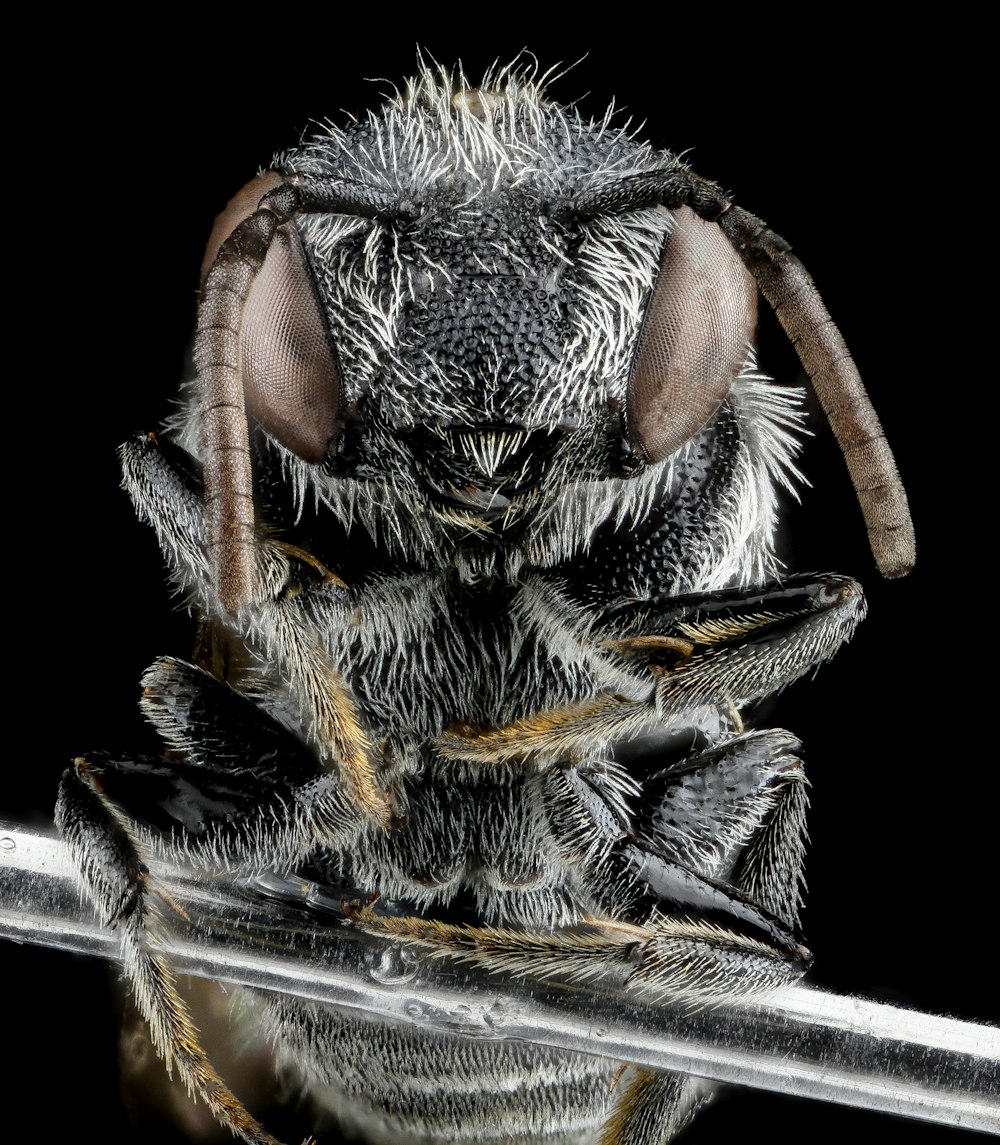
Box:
121;432;388;824
437;574;865;765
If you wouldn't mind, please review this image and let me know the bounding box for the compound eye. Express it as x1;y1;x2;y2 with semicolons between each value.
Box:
205;172;343;465
240;220;342;463
626;205;757;462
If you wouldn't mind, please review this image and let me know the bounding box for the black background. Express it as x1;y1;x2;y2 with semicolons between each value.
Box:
6;26;991;1143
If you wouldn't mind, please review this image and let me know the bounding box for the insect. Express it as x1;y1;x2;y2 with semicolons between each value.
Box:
54;60;914;1143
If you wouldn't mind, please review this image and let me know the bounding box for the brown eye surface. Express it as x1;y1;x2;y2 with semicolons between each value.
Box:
240;220;342;464
627;205;757;462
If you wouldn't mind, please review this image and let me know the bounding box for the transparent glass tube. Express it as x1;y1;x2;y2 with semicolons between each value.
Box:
2;822;996;1133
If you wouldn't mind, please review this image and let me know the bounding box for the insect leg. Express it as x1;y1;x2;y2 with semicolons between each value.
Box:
594;728;809;1144
55;657;365;1144
436;575;864;767
351;730;810;1009
121;432;388;824
599;1069;714;1145
56;759;282;1145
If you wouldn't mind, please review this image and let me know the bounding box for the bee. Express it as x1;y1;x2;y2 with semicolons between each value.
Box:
53;59;915;1144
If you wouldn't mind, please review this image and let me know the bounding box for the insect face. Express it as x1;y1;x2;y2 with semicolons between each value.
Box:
50;59;916;1145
